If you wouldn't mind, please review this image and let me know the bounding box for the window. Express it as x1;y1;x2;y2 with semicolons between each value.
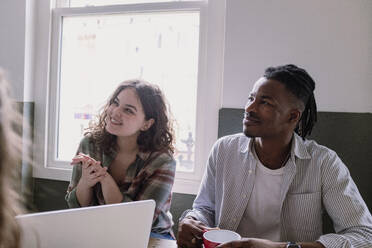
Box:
33;0;225;193
56;11;199;174
57;0;200;8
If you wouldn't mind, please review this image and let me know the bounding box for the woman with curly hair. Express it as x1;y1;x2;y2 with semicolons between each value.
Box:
65;79;176;239
0;69;23;248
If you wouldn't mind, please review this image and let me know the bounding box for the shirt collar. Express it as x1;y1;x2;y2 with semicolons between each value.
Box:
137;151;151;161
240;135;254;154
291;133;311;160
239;132;311;160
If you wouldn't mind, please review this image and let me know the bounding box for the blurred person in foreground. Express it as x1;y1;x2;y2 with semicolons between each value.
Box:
0;69;24;248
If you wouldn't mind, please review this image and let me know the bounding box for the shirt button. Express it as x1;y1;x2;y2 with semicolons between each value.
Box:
242;194;247;199
233;218;237;222
248;170;252;174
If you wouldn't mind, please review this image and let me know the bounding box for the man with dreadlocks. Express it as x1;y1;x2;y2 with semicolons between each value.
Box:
177;64;372;248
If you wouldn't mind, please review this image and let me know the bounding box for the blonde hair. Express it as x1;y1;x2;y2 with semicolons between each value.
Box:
0;69;22;248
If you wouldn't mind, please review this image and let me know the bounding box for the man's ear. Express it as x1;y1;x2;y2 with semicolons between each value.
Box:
289;109;301;124
141;118;155;131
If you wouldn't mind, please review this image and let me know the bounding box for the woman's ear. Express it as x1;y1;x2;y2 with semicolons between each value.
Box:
141;118;155;131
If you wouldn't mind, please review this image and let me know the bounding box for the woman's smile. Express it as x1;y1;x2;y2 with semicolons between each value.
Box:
109;116;123;126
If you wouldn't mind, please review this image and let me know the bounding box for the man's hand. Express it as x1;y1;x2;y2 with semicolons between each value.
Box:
177;217;210;248
216;238;285;248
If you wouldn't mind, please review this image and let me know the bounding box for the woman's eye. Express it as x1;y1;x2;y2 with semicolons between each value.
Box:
124;108;134;114
111;99;119;106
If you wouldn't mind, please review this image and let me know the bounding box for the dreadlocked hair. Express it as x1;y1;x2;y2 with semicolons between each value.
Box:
264;64;317;139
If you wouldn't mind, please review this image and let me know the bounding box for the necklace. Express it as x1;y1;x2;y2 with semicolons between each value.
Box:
280;151;291;168
253;139;291;169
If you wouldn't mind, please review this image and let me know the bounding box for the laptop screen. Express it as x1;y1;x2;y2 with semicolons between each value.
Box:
16;200;155;248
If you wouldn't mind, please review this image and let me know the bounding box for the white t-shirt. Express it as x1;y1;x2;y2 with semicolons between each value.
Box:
236;147;285;241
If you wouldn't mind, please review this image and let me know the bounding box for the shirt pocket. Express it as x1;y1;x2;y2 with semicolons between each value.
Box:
284;191;322;232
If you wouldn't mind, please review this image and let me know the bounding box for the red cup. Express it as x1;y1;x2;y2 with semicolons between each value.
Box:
203;229;241;248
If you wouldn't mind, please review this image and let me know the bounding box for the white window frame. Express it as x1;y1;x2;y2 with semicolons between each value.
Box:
32;0;226;194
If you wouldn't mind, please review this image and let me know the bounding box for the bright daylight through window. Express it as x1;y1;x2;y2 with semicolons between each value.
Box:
55;6;200;172
58;0;199;7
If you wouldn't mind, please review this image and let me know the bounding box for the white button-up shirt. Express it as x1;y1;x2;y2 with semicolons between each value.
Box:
184;133;372;248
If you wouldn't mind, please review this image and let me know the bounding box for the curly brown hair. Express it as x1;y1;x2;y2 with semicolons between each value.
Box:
87;79;174;155
0;69;22;248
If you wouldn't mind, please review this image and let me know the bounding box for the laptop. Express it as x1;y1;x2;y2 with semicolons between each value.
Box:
16;199;155;248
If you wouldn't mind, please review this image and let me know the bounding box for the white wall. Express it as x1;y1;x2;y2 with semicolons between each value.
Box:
2;0;371;111
0;0;26;101
222;0;372;113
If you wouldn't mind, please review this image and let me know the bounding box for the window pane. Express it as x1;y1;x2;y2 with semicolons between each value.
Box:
57;12;199;172
62;0;201;8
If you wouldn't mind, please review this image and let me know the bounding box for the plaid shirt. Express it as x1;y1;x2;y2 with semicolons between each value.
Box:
65;135;176;235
